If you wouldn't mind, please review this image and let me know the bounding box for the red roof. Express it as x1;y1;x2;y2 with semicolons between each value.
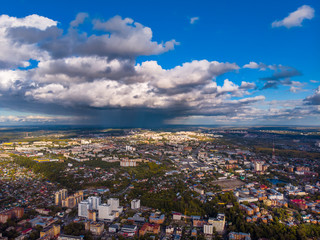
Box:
173;212;182;215
22;228;32;234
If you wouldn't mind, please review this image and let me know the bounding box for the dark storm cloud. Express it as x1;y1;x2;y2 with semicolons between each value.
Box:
260;67;302;81
260;66;302;90
33;57;136;84
0;93;182;127
261;81;279;89
7;26;62;44
304;86;320;105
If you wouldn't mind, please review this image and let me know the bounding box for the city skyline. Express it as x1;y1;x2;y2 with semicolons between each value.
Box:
0;0;319;127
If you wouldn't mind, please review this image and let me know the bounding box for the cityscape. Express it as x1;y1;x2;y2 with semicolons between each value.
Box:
0;127;320;239
0;0;319;239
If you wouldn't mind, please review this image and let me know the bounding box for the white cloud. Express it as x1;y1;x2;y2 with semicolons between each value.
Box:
217;79;239;93
243;61;259;69
0;14;57;30
190;17;199;24
0;70;27;91
243;61;278;71
135;60;239;89
290;86;300;93
0;14;55;68
240;81;256;90
272;5;315;28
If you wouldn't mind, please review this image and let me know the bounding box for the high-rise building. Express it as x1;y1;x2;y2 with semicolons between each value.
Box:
62;189;68;199
55;192;60;206
262;164;269;172
62;196;75;208
203;224;214;235
88;196;101;210
60;191;83;208
272;140;276;161
254;161;264;172
108;198;119;211
208;213;225;233
78;196;122;221
131;199;140;209
88;210;97;222
0;207;24;223
55;189;68;205
78;201;90;218
0;212;11;224
98;203;111;220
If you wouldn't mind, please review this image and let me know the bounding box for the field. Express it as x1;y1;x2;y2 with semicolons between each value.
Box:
213;179;245;190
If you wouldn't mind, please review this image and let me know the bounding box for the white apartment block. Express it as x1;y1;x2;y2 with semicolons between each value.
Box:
88;196;101;210
78;200;90;218
78;197;123;221
131;199;140;209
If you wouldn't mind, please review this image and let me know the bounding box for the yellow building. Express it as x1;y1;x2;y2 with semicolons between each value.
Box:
40;224;61;239
208;214;225;233
55;189;68;205
56;190;83;208
88;210;97;222
84;222;104;235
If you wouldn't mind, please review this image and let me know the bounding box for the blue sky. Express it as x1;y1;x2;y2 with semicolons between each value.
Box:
0;0;319;126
